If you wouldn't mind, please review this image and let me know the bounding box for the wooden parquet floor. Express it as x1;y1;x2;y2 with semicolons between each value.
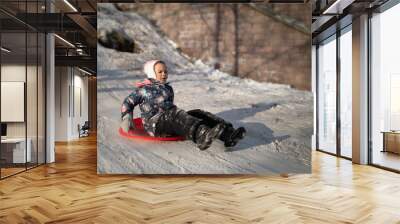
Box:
1;135;400;224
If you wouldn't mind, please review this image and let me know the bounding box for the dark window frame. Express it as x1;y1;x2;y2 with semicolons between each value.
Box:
0;0;47;180
315;19;353;161
315;0;400;173
367;0;400;173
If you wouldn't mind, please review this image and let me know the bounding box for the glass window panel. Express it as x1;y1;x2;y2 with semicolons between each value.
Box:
38;32;45;165
27;31;38;169
371;3;400;171
340;27;352;158
1;30;27;177
1;1;46;179
318;35;337;154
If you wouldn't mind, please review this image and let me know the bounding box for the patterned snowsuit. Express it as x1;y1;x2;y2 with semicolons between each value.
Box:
121;78;200;139
121;78;234;143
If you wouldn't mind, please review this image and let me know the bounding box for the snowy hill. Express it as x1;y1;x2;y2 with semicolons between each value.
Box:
97;4;313;174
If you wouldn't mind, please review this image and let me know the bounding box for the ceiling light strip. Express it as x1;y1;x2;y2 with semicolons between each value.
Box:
1;47;11;53
323;0;355;15
63;0;78;12
78;67;93;76
54;34;75;48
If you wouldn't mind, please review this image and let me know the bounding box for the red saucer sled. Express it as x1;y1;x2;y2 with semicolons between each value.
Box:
119;118;185;141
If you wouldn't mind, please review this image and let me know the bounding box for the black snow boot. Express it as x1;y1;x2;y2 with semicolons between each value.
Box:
154;107;223;150
220;126;246;147
195;123;225;150
187;109;246;147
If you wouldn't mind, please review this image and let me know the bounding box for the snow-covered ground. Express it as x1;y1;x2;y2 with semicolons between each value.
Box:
97;4;313;174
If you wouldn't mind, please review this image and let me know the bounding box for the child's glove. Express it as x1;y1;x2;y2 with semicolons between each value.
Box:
121;113;134;132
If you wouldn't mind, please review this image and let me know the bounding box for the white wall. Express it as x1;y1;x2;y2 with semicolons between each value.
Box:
1;65;26;142
75;71;89;139
1;65;26;128
54;67;89;141
1;64;26;81
1;65;32;138
70;71;89;139
55;66;70;141
1;82;25;122
1;63;46;164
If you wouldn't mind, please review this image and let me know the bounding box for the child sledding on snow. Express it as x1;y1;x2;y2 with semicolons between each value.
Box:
120;60;246;150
